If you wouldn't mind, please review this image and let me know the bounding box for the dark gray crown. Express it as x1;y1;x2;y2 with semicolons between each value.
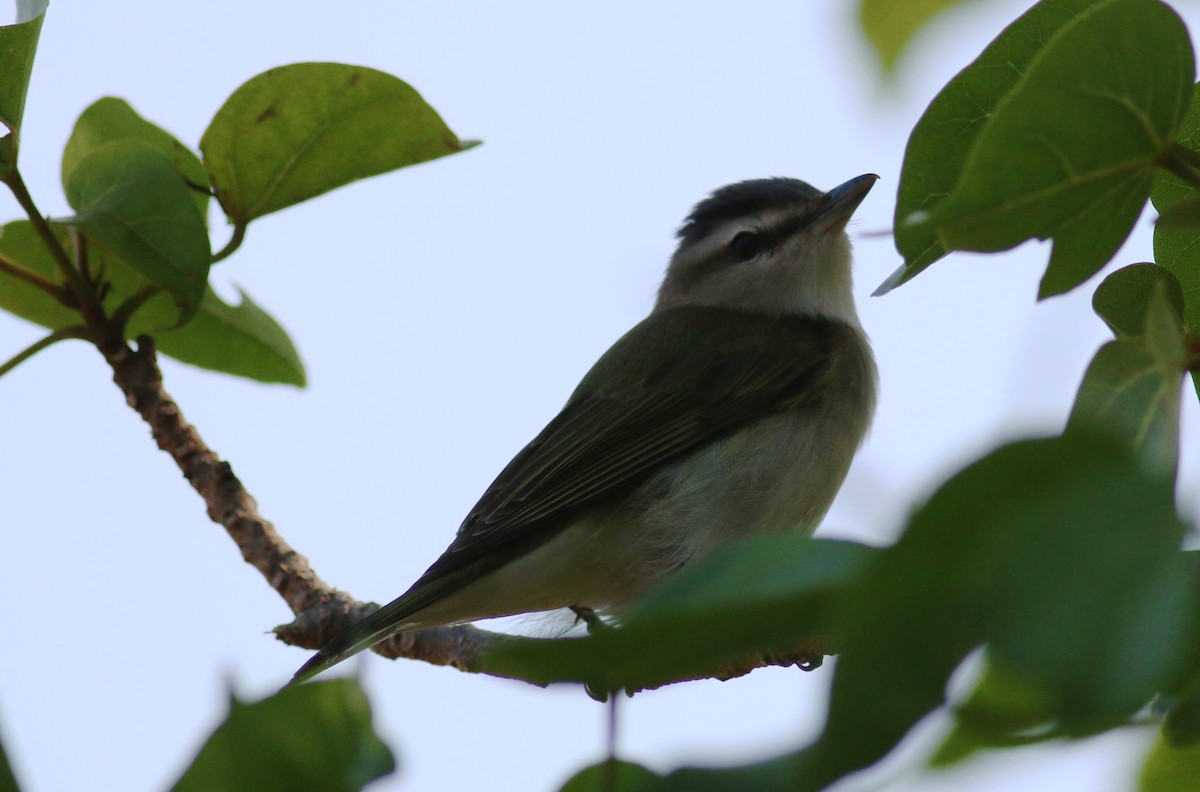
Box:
677;177;823;246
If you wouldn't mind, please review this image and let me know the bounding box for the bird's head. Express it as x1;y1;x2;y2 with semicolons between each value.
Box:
656;174;877;323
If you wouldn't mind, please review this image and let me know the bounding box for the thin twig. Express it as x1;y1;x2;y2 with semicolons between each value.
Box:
0;251;71;305
0;326;88;378
109;285;163;339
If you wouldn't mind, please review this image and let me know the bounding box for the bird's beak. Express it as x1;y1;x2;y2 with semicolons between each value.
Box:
812;173;878;232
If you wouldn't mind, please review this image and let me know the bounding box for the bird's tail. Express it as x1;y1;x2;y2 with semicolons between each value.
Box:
288;595;428;686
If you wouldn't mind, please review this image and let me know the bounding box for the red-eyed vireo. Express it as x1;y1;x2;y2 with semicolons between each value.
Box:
292;174;878;684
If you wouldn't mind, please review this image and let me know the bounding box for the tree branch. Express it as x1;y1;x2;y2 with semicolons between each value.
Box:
104;335;827;688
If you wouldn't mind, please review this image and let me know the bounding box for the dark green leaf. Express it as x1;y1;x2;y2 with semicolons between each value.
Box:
653;754;804;792
931;660;1057;767
1075;283;1185;477
0;720;21;792
64;140;210;321
1153;89;1200;338
145;286;306;386
883;0;1194;297
764;435;1189;792
882;0;1102;294
483;537;875;692
1093;264;1186;338
1141;735;1200;792
858;0;970;74
63;97;210;223
0;220;303;385
200;62;478;225
0;2;46;175
170;679;395;792
1066;341;1183;477
559;761;661;792
1155;193;1200;231
1165;692;1200;748
1152;87;1200;401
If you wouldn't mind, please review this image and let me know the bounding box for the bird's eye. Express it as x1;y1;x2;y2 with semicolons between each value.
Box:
728;231;760;262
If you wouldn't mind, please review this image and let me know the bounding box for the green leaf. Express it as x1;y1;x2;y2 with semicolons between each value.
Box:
858;0;969;74
483;537;875;692
881;0;1102;294
1066;339;1183;477
1071;282;1186;476
652;755;804;792
1152;87;1200;403
931;659;1057;767
559;761;661;792
145;286;306;386
0;2;46;176
63;97;210;224
0;720;22;792
0;220;81;330
1141;734;1200;792
1093;264;1186;338
64;140;211;321
0;220;304;386
170;679;395;792
200;62;478;225
882;0;1194;297
1154;193;1200;231
780;435;1187;792
1165;689;1200;748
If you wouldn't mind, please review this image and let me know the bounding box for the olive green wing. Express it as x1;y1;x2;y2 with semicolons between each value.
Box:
427;306;838;578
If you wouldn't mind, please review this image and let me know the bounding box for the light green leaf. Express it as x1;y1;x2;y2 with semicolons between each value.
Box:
170;679;395;792
64;140;210;321
1141;733;1200;792
0;220;304;386
144;286;306;386
483;537;874;692
0;220;81;330
883;0;1194;297
200;62;478;225
0;2;46;175
858;0;976;74
63;97;210;223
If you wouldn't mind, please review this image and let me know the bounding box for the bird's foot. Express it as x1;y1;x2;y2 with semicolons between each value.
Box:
569;605;610;636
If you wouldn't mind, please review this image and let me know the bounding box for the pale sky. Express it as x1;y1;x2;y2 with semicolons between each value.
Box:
1;2;1194;791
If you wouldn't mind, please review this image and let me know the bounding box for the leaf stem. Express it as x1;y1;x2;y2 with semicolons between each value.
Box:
2;169;107;328
109;285;163;339
1165;144;1200;191
0;250;73;305
0;325;88;379
211;222;246;264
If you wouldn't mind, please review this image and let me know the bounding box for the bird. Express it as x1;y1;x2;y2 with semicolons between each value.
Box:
291;174;879;684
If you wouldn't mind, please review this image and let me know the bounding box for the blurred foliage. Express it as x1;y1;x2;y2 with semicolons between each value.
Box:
1;1;1200;791
169;680;395;792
